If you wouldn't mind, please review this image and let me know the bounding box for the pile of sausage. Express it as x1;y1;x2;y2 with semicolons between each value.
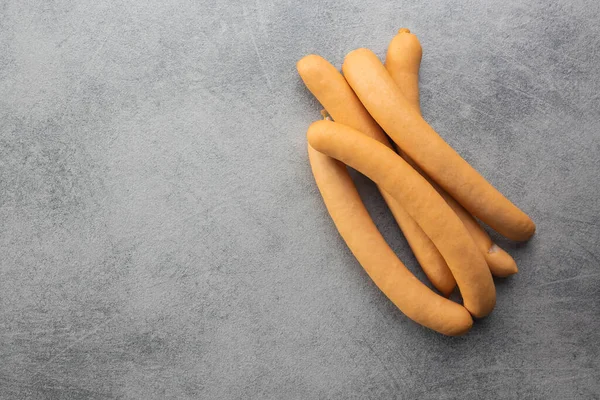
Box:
298;29;535;336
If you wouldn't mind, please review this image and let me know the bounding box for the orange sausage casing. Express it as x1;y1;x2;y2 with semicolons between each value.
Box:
343;48;535;242
297;54;455;295
307;144;473;335
308;120;496;318
385;29;519;276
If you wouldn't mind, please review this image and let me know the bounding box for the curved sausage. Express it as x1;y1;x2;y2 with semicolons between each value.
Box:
307;144;473;335
343;48;536;241
297;54;455;295
308;120;496;317
384;29;518;276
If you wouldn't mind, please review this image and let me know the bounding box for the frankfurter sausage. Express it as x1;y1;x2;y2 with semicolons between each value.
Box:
307;144;473;334
343;48;535;241
297;54;455;295
385;29;518;276
308;120;496;317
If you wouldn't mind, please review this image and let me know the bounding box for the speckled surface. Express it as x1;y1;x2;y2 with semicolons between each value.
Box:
1;0;599;398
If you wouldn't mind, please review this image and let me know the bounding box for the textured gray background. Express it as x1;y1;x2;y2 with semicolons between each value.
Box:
1;0;599;398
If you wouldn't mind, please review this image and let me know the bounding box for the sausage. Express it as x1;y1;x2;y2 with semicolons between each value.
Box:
307;143;473;335
342;48;536;241
385;29;518;276
297;54;455;295
308;120;496;317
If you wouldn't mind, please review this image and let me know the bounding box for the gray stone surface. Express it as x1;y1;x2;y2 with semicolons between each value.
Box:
1;0;599;398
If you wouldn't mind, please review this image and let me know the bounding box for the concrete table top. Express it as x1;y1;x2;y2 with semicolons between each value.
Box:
1;0;599;398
